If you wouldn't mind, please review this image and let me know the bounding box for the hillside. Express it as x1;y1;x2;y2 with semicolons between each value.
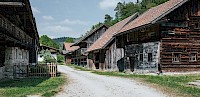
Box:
53;37;79;45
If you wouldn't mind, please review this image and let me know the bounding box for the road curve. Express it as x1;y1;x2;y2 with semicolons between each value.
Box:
56;65;166;97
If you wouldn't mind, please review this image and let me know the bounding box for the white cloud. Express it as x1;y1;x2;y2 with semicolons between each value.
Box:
99;0;121;10
40;25;72;33
37;19;89;38
32;6;40;14
58;19;88;25
42;16;54;20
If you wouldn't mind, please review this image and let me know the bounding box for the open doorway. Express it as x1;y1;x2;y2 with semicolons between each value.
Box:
95;52;100;69
129;57;135;72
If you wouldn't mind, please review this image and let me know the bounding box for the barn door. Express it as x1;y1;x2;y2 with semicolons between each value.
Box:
129;57;135;72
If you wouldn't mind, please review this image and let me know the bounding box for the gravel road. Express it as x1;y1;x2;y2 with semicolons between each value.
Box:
56;65;166;97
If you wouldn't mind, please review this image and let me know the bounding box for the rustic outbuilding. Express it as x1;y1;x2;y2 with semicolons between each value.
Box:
87;13;139;71
62;43;79;64
72;25;108;67
0;0;39;79
115;0;200;72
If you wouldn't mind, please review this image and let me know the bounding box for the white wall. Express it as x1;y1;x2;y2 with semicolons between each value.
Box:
105;42;124;71
38;53;57;62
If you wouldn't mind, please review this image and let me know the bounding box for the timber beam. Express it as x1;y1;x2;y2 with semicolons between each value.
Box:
0;2;24;7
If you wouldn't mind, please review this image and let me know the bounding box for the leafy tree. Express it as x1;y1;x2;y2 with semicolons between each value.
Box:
39;50;56;63
104;14;113;27
91;22;103;31
65;37;74;43
57;54;65;63
40;35;60;49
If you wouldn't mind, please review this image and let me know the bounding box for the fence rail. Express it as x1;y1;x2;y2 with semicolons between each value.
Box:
13;63;57;78
28;63;57;77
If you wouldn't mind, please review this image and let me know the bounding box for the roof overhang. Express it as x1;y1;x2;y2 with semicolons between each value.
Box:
0;2;24;7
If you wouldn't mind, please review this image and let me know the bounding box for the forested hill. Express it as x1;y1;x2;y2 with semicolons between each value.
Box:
53;37;79;45
40;35;60;49
91;0;169;30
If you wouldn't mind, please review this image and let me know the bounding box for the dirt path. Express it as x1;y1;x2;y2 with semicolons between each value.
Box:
56;65;166;97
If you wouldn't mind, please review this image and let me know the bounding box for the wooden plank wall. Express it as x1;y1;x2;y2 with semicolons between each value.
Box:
161;27;200;71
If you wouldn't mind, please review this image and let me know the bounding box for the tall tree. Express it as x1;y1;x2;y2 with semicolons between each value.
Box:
104;14;113;27
114;2;125;21
40;35;60;49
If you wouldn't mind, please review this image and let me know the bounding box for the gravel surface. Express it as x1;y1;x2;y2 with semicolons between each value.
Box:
56;65;166;97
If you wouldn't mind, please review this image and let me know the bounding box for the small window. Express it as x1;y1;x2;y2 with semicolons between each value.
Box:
190;53;197;62
148;53;153;62
139;53;143;61
173;53;180;63
15;49;18;59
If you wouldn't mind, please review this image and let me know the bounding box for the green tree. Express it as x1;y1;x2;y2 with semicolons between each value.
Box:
114;2;125;21
104;14;113;27
91;22;103;31
57;54;65;63
40;35;60;49
39;50;56;63
65;37;74;43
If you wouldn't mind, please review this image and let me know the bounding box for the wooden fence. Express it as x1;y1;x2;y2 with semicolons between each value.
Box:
28;63;57;77
13;63;57;78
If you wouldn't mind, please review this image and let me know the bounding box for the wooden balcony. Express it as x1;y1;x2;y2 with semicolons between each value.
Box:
0;15;33;45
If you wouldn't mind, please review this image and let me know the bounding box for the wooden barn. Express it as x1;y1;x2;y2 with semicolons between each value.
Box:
86;13;139;71
72;25;108;67
0;0;39;79
62;43;79;64
115;0;200;72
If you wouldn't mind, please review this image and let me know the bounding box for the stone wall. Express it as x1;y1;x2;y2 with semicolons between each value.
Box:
0;67;5;80
4;47;29;79
125;42;160;71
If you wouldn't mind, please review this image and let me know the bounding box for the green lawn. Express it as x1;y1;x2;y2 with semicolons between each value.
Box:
0;75;66;97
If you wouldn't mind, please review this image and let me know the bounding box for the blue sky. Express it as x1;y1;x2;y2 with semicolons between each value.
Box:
30;0;137;38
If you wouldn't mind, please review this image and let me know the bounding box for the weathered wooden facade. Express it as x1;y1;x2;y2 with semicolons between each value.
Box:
72;25;108;67
0;0;39;79
62;43;79;64
115;0;200;72
87;13;139;71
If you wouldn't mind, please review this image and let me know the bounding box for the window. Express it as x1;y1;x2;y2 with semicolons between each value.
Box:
15;49;18;59
22;51;24;59
173;53;180;63
139;53;143;61
190;53;197;62
148;53;153;62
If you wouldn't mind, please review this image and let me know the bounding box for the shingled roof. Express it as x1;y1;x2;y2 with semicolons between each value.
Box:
117;0;188;35
63;43;79;54
73;24;108;46
87;13;139;52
